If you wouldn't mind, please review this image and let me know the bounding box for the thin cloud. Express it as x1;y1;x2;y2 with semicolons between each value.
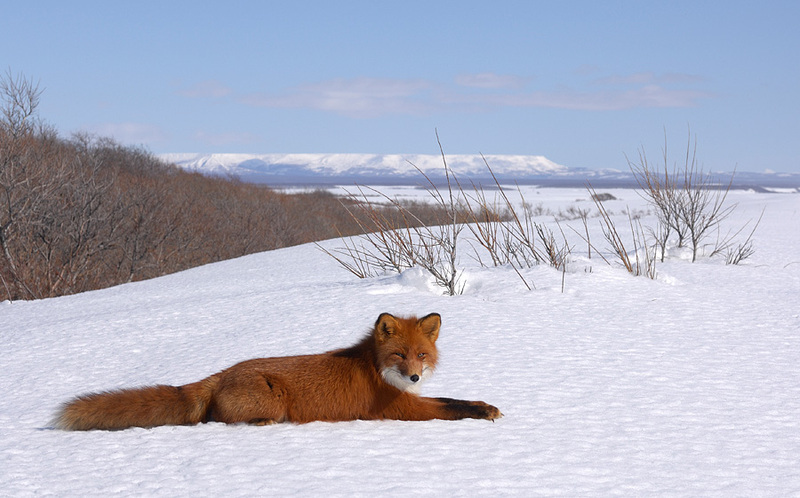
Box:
595;72;657;85
194;130;259;147
177;80;232;98
241;77;435;118
455;73;526;89
594;72;704;86
89;122;168;144
236;74;710;117
492;85;710;110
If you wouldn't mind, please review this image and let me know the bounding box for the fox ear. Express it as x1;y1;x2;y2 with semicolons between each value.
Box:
375;313;399;342
418;313;441;342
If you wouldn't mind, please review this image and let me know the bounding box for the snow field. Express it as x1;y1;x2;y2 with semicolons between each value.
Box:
1;188;799;496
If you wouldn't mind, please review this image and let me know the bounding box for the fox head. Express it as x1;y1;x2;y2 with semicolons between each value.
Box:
373;313;440;394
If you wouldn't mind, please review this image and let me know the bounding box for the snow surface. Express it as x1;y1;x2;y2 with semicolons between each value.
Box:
2;188;799;496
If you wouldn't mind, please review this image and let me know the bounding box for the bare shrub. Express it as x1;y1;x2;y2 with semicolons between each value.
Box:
319;134;470;295
725;208;764;265
3;72;449;300
322;150;580;294
586;184;657;279
629;132;739;262
0;70;42;138
461;158;573;290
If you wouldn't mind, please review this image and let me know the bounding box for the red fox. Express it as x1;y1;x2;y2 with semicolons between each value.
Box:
54;313;502;430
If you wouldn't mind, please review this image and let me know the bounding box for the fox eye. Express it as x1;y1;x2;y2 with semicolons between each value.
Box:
394;352;406;359
418;353;426;359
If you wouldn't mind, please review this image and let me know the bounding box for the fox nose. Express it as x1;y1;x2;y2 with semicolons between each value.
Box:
410;374;420;383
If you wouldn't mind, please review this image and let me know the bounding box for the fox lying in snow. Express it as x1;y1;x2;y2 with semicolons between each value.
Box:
54;313;502;430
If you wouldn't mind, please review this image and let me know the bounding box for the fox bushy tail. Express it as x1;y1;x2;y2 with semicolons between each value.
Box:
53;376;220;431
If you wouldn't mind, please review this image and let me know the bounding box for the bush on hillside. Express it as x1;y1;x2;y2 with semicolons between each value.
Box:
1;72;463;301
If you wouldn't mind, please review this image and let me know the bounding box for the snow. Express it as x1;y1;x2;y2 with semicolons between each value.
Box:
161;152;569;179
160;153;800;188
2;188;799;496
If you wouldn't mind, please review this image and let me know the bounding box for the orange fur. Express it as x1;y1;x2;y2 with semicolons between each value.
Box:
54;313;502;430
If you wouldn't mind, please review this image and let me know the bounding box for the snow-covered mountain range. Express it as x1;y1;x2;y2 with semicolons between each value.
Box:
161;153;800;189
160;153;621;185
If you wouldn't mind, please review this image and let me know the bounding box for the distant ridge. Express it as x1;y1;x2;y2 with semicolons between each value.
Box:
161;153;568;181
161;153;800;190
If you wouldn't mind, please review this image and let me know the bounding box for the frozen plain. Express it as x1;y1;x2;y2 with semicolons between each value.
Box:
2;187;799;496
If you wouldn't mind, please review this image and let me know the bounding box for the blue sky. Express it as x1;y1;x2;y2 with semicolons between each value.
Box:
3;1;798;173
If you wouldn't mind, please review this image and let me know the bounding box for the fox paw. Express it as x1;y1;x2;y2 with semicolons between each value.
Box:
438;398;503;421
474;401;503;420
